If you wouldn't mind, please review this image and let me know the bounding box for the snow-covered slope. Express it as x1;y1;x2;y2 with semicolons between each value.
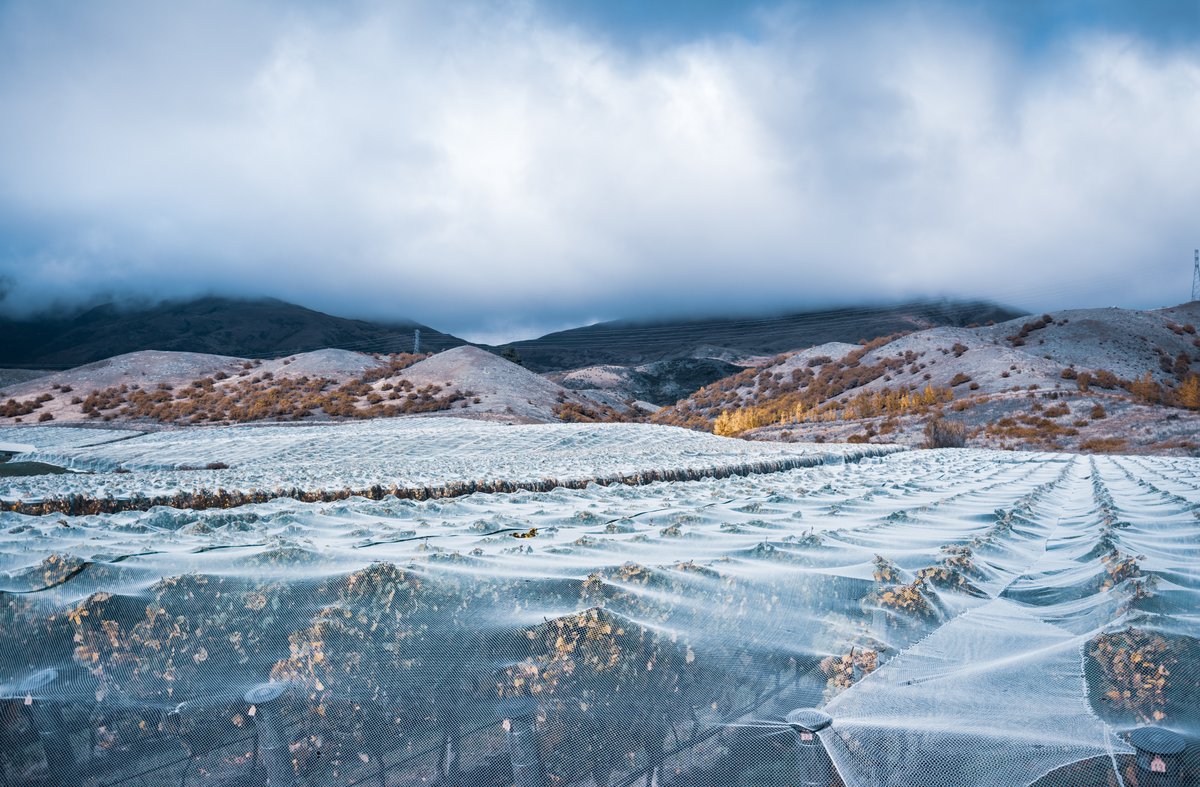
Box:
657;302;1200;453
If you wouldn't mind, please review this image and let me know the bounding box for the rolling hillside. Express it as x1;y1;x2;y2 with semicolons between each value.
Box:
6;298;1197;453
654;303;1200;454
0;346;624;427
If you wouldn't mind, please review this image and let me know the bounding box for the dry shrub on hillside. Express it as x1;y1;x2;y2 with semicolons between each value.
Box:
922;418;966;448
1005;314;1054;346
554;400;628;423
985;411;1080;446
0;397;45;417
1078;437;1129;453
73;353;471;424
1166;321;1197;336
359;353;426;382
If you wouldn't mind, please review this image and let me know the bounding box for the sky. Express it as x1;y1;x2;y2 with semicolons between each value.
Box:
0;0;1198;343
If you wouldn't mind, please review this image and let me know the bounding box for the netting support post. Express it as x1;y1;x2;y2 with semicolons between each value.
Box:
19;669;77;784
245;683;299;787
786;708;834;787
871;607;891;645
501;698;547;787
1128;726;1187;786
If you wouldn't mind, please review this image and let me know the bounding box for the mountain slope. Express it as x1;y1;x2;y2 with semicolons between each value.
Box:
391;346;604;422
501;299;1023;371
0;346;620;426
548;357;743;406
655;303;1200;454
0;296;469;368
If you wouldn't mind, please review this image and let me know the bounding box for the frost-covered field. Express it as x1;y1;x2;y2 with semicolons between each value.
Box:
1;444;1197;786
1;419;897;508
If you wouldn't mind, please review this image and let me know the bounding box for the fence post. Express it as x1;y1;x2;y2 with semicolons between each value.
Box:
245;683;299;787
1128;726;1187;786
499;698;547;787
17;668;77;784
785;708;834;787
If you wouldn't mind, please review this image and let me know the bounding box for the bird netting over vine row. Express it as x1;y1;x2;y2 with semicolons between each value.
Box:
1;433;1197;785
0;420;895;512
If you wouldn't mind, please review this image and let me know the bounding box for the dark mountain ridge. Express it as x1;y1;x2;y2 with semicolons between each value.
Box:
501;299;1024;371
1;295;1022;373
0;296;469;368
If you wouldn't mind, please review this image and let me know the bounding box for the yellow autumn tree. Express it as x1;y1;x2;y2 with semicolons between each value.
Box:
1178;374;1200;410
1129;372;1162;405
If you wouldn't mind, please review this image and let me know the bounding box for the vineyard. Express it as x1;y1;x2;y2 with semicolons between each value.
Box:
1;426;1197;785
0;421;893;514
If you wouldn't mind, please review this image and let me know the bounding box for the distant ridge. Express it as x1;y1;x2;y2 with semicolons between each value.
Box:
0;296;469;368
501;299;1024;371
0;296;1021;373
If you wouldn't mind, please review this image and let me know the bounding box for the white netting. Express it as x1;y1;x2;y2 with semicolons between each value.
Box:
0;425;1196;786
1;418;894;507
823;599;1129;786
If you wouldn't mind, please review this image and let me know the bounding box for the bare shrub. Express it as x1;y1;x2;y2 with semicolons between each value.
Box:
923;418;966;448
1079;437;1128;453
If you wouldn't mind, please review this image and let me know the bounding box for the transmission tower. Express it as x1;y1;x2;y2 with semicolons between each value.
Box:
413;329;421;355
1193;249;1200;303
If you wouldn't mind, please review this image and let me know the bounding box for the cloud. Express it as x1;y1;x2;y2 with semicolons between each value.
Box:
0;0;1197;340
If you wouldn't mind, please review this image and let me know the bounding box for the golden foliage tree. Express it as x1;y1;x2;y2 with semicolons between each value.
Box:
1177;374;1200;410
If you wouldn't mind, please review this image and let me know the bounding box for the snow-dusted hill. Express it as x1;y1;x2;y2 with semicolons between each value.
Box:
656;302;1200;454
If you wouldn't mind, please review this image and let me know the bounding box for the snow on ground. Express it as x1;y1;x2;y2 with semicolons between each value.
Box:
848;303;1200;399
391;345;600;421
987;304;1200;381
553;364;634;390
0;351;246;401
255;348;386;379
0;417;897;505
770;342;861;373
